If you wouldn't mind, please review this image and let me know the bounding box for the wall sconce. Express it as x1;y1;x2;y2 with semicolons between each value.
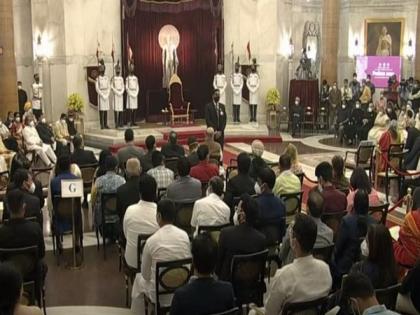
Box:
35;34;44;60
352;38;360;60
0;46;3;56
407;38;414;61
288;37;294;60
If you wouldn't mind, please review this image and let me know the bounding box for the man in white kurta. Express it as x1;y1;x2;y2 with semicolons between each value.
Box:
213;64;227;105
131;200;191;314
231;63;243;123
111;63;125;128
22;117;57;167
31;73;43;120
95;64;111;129
246;66;260;123
126;63;139;126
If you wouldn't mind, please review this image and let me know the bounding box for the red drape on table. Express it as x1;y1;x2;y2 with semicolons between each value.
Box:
288;79;320;120
123;0;223;121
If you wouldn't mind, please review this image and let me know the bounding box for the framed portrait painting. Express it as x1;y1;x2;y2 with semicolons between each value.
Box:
365;18;404;56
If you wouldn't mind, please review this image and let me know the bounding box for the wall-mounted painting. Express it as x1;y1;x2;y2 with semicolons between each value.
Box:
365;18;404;56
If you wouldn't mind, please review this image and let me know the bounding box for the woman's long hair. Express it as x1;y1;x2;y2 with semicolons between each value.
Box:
96;149;112;178
354;189;369;237
350;167;372;194
0;263;22;315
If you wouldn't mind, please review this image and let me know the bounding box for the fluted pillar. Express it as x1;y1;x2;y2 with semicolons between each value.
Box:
0;0;18;118
320;0;340;83
415;0;420;77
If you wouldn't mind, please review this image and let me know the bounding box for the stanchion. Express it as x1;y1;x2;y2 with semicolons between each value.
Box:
67;197;82;270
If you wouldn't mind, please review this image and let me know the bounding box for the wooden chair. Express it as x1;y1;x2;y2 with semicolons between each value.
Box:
369;203;389;225
97;193;118;259
375;283;401;311
278;105;290;132
0;170;9;202
281;296;328;315
230;249;269;308
201;181;209;197
344;142;375;181
280;191;303;226
197;224;231;243
80;163;98;196
164;156;179;175
32;166;53;198
174;202;195;236
321;211;345;241
168;74;190;125
313;243;335;264
144;257;193;315
157;188;167;201
302;106;315;134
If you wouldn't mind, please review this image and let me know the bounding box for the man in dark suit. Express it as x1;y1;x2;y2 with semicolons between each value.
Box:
216;193;267;281
71;135;98;166
140;135;156;173
117;128;145;166
205;89;227;148
161;131;185;158
17;81;27;116
116;158;141;221
170;233;235;315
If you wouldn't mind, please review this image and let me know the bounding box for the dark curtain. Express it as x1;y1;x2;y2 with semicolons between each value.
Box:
123;0;223;121
289;79;320;120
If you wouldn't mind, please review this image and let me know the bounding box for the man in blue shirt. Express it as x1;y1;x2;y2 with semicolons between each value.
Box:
256;167;286;245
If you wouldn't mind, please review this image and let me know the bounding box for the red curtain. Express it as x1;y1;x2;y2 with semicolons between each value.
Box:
289;79;320;120
123;0;223;120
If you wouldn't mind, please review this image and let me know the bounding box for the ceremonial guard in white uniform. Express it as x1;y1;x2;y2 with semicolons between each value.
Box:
126;63;139;126
31;73;43;120
231;62;243;123
246;65;260;123
111;62;125;128
95;63;111;129
213;63;227;105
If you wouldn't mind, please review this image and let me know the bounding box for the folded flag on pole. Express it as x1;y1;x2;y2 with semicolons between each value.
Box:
246;41;251;62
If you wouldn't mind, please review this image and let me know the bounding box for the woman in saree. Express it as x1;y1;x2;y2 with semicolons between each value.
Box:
368;97;390;142
377;120;401;172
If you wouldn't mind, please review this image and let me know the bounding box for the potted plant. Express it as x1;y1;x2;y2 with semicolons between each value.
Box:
66;93;85;134
266;88;281;112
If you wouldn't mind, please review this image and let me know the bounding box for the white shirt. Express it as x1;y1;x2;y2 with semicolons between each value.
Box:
123;200;159;269
265;255;332;315
191;193;230;233
22;125;42;147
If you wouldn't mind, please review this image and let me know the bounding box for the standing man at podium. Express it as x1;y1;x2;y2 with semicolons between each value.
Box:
205;89;227;148
231;62;243;123
126;63;139;127
247;65;260;123
213;63;227;106
96;64;111;129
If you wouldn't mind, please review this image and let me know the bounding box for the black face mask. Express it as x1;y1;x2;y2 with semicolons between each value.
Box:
213;96;220;103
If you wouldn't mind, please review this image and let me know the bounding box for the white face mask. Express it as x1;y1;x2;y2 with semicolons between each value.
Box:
28;182;36;194
318;183;323;193
29;121;35;127
368;107;373;112
15;117;21;123
342;105;346;109
69;118;74;122
355;104;360;109
206;187;211;196
295;101;299;105
41;118;46;123
361;239;369;257
61;119;66;124
387;108;392;112
255;183;262;195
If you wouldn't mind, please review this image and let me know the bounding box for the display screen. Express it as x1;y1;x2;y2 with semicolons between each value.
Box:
355;56;402;88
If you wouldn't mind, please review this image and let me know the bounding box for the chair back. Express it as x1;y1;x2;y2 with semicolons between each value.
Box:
197;224;231;243
230;249;269;307
174;202;195;236
169;77;185;108
321;211;345;240
201;181;209;197
164;157;179;175
80;163;98;187
136;234;152;271
53;195;80;225
2;216;38;225
21;281;36;306
157;188;167;201
0;246;39;278
296;173;304;187
0;170;9;191
368;203;389;225
32;167;53;197
338;188;350;196
375;283;401;310
226;166;238;185
280;191;303;224
209;307;240;315
155;257;192;312
356;144;375;165
313;244;335;263
387;144;404;173
101;193;118;225
281;296;328;315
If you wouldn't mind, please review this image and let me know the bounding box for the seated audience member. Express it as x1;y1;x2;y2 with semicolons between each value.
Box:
131;200;191;314
224;152;255;208
3;169;42;226
161;131;185;158
404;136;420;170
170;233;235;315
187;136;199;167
22;101;35;122
273;153;301;196
191;176;230;234
117;128;144;166
405;119;420;152
249;139;267;180
0;117;18;152
347;167;380;212
216;193;266;281
53;113;71;146
166;157;201;203
93;149;112;180
284;143;303;175
258;213;332;315
92;155;126;239
22;116;57;167
0;135;14;168
190;145;219;183
146;150;174;189
394;187;420;268
140;135;156;173
255;168;286;245
351;224;397;289
71;135;97;166
123;175;159;269
331;155;349;190
35;113;55;147
368;102;390;142
116;158;142;220
204;127;222;159
333;190;375;283
280;190;333;266
11;112;23;148
359;103;377;141
5;111;15;129
66;111;78;137
377;120;401;172
0;264;43;315
313;161;347;214
397;261;420;315
342;273;399;315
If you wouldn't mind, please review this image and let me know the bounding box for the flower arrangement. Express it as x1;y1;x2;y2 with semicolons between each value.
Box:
265;88;281;112
66;93;84;113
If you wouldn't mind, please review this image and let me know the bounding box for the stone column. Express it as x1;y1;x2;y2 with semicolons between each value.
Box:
0;0;18;118
320;0;340;84
415;0;420;77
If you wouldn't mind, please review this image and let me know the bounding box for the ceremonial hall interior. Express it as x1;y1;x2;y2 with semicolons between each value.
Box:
1;0;420;314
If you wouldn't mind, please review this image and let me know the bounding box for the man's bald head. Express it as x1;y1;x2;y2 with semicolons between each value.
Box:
251;140;264;157
126;158;141;178
307;189;324;218
206;127;215;140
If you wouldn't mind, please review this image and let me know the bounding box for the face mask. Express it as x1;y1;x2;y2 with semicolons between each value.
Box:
361;239;369;257
387;108;392;112
69;118;74;122
15;117;21;123
213;96;220;103
255;183;262;195
41;118;46;123
29;121;35;127
367;78;370;82
333;85;337;89
61;119;66;124
342;105;346;109
353;77;357;81
318;183;323;193
355;104;360;109
295;101;299;105
206;187;211;196
28;182;36;194
368;107;373;112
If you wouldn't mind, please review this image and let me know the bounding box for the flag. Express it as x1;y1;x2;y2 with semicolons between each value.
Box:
246;41;251;62
111;36;115;63
96;39;100;63
127;33;133;66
